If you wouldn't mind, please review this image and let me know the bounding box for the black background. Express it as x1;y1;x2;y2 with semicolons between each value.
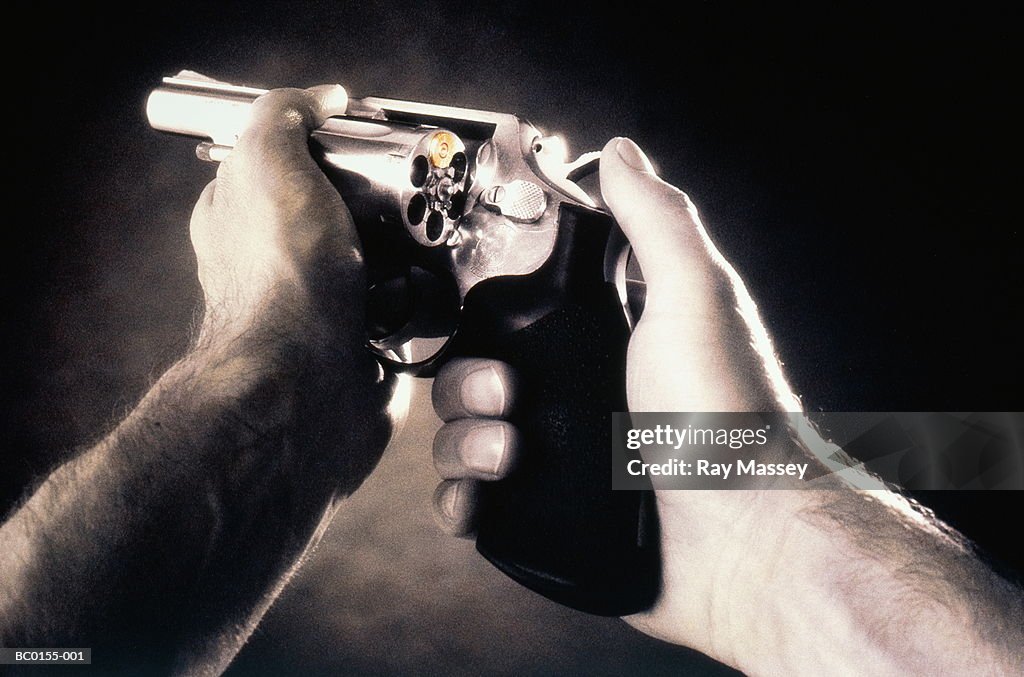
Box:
2;2;1020;674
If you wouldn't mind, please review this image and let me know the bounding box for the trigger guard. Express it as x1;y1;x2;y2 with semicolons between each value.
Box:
365;265;461;375
369;335;454;377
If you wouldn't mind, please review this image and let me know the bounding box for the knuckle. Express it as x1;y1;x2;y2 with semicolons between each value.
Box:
665;182;697;213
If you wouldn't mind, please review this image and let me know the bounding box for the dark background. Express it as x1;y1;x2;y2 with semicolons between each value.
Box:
2;2;1020;674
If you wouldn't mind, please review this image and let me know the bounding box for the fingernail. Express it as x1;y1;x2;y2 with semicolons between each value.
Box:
460;366;506;416
616;137;654;173
462;424;506;476
325;84;348;107
306;84;349;122
440;482;459;519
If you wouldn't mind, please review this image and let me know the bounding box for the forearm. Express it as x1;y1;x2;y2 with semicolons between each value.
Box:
721;487;1023;676
0;300;384;672
636;262;1024;672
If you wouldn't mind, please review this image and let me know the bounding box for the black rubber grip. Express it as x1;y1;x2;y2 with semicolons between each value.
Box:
450;206;659;615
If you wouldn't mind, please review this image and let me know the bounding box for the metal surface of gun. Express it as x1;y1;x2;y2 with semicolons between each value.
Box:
147;72;658;616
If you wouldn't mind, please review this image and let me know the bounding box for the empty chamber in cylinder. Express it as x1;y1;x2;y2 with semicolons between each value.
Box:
311;119;468;247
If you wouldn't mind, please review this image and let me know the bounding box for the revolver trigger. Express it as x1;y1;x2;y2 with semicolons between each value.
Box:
564;151;601;182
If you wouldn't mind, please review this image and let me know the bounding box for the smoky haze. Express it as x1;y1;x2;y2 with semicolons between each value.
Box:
2;2;1019;675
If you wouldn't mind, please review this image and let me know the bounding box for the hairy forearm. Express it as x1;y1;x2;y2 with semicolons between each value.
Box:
725;487;1024;676
0;305;384;673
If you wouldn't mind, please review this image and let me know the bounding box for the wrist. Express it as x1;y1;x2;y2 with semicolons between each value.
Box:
708;490;840;674
700;490;826;666
179;277;391;493
196;281;363;375
629;488;825;670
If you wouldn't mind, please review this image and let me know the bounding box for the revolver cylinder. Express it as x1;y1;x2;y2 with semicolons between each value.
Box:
310;122;468;247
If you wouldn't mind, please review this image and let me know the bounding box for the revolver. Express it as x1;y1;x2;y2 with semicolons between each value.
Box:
147;72;657;615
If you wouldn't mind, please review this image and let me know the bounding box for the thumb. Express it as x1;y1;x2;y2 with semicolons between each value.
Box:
246;84;348;143
600;138;720;306
227;85;348;181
